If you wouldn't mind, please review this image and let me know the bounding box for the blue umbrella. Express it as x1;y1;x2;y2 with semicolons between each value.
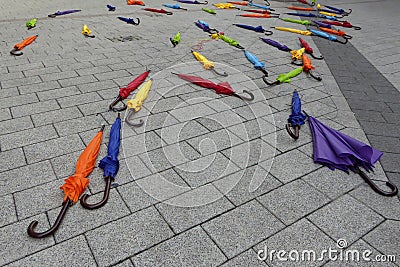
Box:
244;50;268;76
233;24;273;35
248;2;272;9
194;20;218;33
107;4;116;11
306;114;398;196
48;9;81;18
80;114;121;209
286;90;306;140
117;16;140;25
310;29;348;44
285;12;317;18
163;3;188;10
324;5;352;15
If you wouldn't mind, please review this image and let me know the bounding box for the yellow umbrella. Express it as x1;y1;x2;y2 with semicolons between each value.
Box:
191;51;228;76
290;48;305;61
82;24;95;38
274;27;312;36
319;11;340;17
213;3;238;9
125;79;152;126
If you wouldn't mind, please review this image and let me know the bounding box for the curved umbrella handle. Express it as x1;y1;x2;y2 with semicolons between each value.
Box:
130;18;141;25
10;48;23;56
125;109;145;127
233;90;254;101
109;95;128;112
80;176;112;209
286;124;300;140
234;44;245;50
354;167;398;196
264;30;273;36
211;67;228;77
343;33;352;39
309;70;322;81
200;0;208;4
352;25;361;30
262;76;279;86
310;53;324;60
170;38;179;47
27;199;72;238
264;0;270;6
335;37;348;44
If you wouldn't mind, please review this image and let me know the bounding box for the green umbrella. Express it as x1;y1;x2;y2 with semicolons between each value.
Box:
203;8;216;14
170;32;181;47
280;18;312;26
263;67;303;85
26;18;37;29
212;33;244;49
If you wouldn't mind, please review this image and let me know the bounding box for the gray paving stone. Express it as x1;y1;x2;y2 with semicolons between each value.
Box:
40;70;78;82
0;108;11;122
254;219;336;267
31;106;82;126
261;150;321;184
263;128;312;154
363;220;400;260
58;61;94;72
0;148;26;173
24;134;84;164
308;195;384;244
258;179;330;225
86;206;174;267
11;99;60;118
0;125;58;150
203;200;284;259
302;167;363;199
159;120;210;145
49;189;130;242
5;235;96;267
0;160;55;197
213;165;282;206
380;153;400;173
23;66;60;77
78;99;110;116
174;152;240;187
1;76;41;88
54;115;104;136
118;181;158;213
57;92;102;108
37;85;81;101
49;150;82;179
0;194;17;227
58;75;98;87
0;116;33;136
78;79;117;94
229;118;277;141
111;259;134;267
0;93;38;109
7;62;44;73
220;249;268;267
76;65;112;76
156;184;234;233
18;80;60;95
133;226;227;267
169;102;216;122
0;71;24;81
0;214;54;266
135;111;179;133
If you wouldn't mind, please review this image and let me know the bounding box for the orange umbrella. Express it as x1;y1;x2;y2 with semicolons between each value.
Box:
127;0;145;5
10;35;38;56
27;125;104;238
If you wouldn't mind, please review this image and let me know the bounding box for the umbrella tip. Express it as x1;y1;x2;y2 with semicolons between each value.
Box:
100;125;106;132
117;113;120;118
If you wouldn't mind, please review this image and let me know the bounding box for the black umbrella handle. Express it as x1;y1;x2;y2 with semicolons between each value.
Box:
27;199;72;238
354;167;398;196
286;124;300;140
80;176;112;209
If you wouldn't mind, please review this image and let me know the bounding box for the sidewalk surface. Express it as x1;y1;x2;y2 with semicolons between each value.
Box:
0;0;399;266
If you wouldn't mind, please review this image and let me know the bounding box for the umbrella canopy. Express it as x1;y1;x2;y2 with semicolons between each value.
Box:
259;38;291;52
164;4;187;10
174;73;254;101
286;90;306;139
280;18;312;26
312;20;333;28
273;26;312;36
117;16;140;25
287;6;313;11
263;67;303;85
228;1;248;6
309;29;348;44
81;116;121;209
242;9;271;14
213;3;238;9
319;11;343;17
109;70;150;111
177;0;208;4
298;37;323;59
26;18;37;29
285;12;317;18
321;20;361;30
143;8;173;15
319;27;352;39
127;0;145;5
107;4;116;11
48;9;81;18
28;126;104;238
248;2;272;9
321;4;352;15
191;51;228;76
125;79;152;126
10;35;38;56
290;47;305;61
212;33;244;49
233;24;273;35
244;50;268;76
202;8;216;14
194;20;218;33
170;32;181;47
237;13;278;18
82;25;95;38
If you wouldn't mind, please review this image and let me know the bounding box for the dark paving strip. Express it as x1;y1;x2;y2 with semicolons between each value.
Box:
311;36;400;197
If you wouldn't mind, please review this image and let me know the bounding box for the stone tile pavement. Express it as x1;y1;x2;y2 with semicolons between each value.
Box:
0;0;399;266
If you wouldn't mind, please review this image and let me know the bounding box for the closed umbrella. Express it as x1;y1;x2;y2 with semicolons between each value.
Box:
298;37;323;59
319;27;352;39
81;115;121;209
125;79;152;126
213;3;239;9
280;18;312;26
237;13;279;18
244;50;269;76
306;114;398;196
263;67;303;85
286;90;306;140
164;4;188;10
233;23;273;35
107;4;116;11
48;9;81;18
117;16;140;25
248;2;272;9
27;126;104;238
26;18;37;30
322;20;361;30
202;8;216;14
109;70;151;111
173;73;254;101
82;24;95;38
170;32;181;47
143;8;173;15
287;6;313;11
211;33;245;49
195;20;218;34
176;0;208;4
10;35;38;56
127;0;145;5
259;37;292;52
192;51;228;76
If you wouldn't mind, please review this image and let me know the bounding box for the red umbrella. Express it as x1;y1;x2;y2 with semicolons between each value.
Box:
109;70;150;111
173;73;254;101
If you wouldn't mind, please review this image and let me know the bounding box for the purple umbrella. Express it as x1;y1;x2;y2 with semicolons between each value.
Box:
176;0;208;4
48;9;81;18
307;114;398;196
259;38;292;52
